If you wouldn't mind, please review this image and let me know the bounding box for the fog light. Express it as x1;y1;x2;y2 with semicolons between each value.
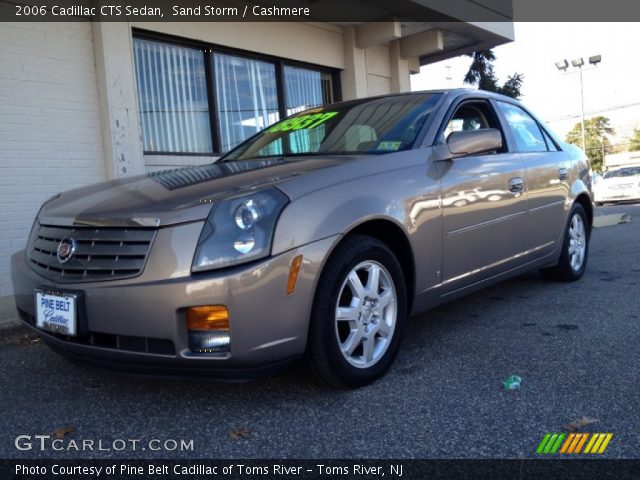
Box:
186;306;230;353
189;331;230;353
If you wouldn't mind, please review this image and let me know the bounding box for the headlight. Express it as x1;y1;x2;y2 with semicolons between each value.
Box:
191;188;289;272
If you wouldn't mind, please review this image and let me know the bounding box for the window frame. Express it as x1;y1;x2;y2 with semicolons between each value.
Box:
435;97;510;155
132;29;341;156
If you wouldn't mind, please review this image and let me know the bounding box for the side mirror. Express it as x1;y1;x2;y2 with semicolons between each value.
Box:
434;128;502;161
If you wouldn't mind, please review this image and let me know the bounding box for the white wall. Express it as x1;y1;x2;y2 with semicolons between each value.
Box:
0;22;106;297
365;45;392;96
131;21;346;70
341;26;412;100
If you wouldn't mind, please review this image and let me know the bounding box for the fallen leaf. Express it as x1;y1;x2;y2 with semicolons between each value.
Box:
229;427;251;440
563;416;599;432
50;426;75;439
18;334;41;346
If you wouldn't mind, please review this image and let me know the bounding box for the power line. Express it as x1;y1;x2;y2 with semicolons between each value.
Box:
546;102;640;123
573;141;638;153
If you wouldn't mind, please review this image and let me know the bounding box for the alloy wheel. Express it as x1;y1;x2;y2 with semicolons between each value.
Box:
334;261;397;369
568;213;586;271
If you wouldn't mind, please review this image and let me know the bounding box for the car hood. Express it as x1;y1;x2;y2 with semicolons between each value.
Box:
38;158;347;227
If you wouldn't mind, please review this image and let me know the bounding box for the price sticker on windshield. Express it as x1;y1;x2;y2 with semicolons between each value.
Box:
268;112;338;133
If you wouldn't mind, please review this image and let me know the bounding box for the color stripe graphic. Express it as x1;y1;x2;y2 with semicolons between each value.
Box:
537;433;613;454
584;433;614;454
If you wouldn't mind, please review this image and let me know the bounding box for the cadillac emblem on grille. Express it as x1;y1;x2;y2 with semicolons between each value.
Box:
56;237;77;264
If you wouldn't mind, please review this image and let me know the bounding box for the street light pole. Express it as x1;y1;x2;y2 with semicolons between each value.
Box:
555;55;601;155
578;66;586;152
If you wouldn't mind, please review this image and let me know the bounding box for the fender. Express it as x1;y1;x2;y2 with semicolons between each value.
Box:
272;165;443;295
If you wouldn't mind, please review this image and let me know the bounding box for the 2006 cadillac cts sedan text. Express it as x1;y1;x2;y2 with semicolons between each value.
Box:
11;90;593;387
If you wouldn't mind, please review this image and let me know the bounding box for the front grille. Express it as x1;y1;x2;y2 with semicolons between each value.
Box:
28;224;156;283
18;309;175;355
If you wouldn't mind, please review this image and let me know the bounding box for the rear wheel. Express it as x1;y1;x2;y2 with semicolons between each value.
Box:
540;203;590;282
306;235;407;387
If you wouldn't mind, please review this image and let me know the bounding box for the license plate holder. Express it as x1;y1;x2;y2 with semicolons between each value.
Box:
35;289;77;336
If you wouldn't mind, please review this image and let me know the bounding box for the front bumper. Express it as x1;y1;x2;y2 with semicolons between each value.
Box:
11;221;340;377
594;187;640;203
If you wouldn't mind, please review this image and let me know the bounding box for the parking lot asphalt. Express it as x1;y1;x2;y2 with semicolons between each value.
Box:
1;204;638;460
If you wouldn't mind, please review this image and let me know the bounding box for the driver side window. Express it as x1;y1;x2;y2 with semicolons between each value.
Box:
445;105;489;137
442;100;506;154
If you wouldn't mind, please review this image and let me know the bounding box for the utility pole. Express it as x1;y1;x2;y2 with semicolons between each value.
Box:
555;55;601;153
578;66;586;152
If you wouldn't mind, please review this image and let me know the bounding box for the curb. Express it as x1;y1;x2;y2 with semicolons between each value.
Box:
0;319;21;331
593;213;632;228
0;296;20;331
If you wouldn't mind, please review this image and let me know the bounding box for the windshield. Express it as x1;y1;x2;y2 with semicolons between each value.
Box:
604;167;640;179
222;93;442;161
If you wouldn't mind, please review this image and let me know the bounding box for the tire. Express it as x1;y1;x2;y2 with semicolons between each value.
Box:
540;203;590;282
306;235;407;388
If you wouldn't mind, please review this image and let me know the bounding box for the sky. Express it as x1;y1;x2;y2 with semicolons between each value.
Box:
410;23;640;146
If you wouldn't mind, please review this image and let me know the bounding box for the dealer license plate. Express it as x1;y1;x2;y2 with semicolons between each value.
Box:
35;290;77;336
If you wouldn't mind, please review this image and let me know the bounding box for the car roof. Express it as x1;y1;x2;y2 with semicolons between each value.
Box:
312;88;521;113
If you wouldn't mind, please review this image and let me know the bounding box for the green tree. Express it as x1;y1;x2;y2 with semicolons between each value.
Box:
565;116;614;172
464;49;524;99
628;127;640;152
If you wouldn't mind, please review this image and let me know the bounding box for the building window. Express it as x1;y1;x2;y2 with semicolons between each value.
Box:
283;66;334;154
132;33;338;156
215;53;279;152
133;38;213;154
283;65;333;115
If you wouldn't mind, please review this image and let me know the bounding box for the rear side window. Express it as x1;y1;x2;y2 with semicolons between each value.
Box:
497;101;548;153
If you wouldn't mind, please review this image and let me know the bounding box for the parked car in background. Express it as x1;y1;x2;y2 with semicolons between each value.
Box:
594;165;640;205
592;171;603;185
11;90;593;387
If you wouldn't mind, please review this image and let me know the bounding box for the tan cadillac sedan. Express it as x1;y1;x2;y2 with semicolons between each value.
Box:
11;90;593;387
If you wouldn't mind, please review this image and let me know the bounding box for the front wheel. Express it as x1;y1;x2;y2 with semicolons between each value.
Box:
306;235;407;388
540;203;590;282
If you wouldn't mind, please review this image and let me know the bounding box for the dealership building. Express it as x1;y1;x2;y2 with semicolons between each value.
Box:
0;0;513;302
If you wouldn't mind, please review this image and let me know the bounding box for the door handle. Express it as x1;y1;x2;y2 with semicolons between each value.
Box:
508;177;524;193
558;168;569;181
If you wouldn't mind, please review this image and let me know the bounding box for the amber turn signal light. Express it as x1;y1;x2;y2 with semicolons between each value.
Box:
287;255;303;295
186;305;229;331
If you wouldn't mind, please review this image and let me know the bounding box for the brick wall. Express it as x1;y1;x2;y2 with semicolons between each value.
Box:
0;22;106;297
